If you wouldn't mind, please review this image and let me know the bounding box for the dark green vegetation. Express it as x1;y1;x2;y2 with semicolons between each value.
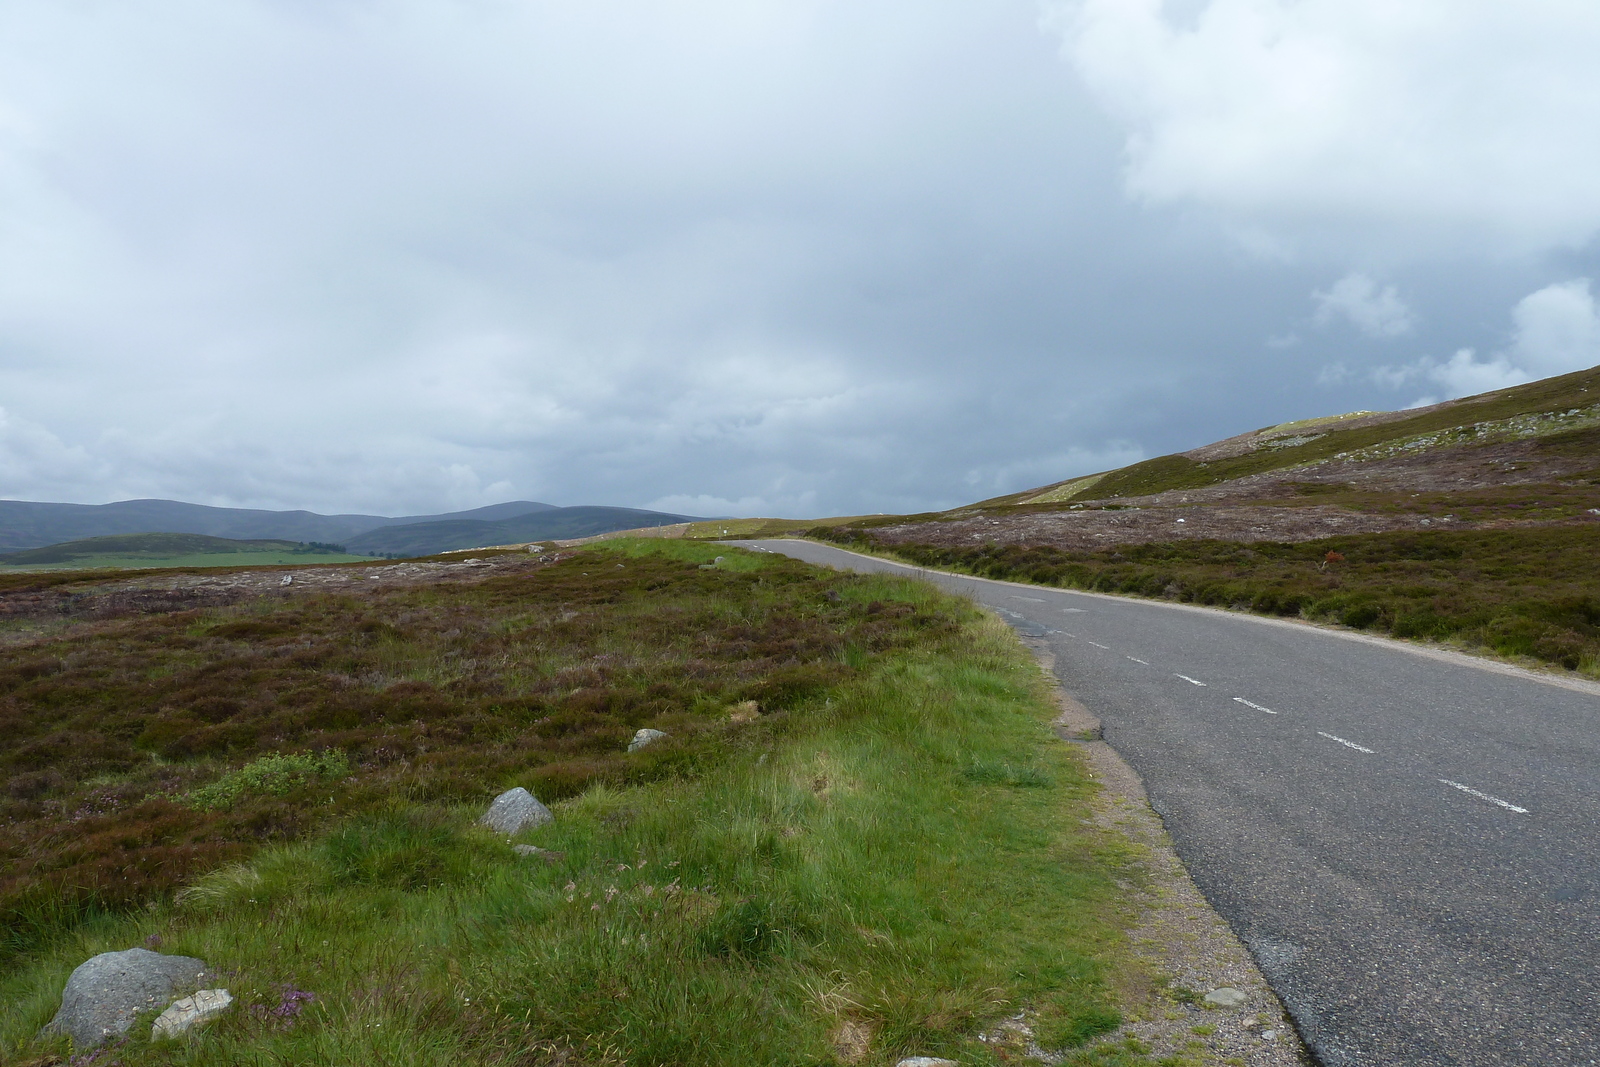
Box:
825;525;1600;675
0;533;355;565
2;541;1161;1067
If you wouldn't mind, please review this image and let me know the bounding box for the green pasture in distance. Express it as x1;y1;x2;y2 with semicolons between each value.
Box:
0;531;381;571
0;550;379;572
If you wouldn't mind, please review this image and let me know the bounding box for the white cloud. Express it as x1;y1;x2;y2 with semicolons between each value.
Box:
1313;272;1414;337
1048;0;1600;253
1511;279;1600;376
644;493;816;519
1370;348;1528;408
1315;362;1348;386
1426;349;1528;398
0;407;106;495
961;442;1146;497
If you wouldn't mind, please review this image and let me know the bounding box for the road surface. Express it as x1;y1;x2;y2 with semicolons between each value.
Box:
734;539;1600;1067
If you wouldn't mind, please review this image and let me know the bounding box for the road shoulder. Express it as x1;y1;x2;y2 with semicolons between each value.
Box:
1029;638;1314;1067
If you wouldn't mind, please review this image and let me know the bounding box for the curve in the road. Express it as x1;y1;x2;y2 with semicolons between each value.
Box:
734;539;1600;1067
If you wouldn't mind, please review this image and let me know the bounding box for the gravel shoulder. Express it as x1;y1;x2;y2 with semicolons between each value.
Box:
1029;638;1314;1067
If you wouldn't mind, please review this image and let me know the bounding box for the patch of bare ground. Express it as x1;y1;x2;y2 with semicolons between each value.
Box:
1025;639;1313;1067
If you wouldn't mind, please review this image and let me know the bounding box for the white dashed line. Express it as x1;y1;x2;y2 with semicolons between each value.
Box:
1175;674;1207;686
1233;697;1277;714
1011;596;1045;602
1061;607;1087;613
1126;656;1150;665
1317;731;1374;754
1439;779;1528;813
1086;640;1110;650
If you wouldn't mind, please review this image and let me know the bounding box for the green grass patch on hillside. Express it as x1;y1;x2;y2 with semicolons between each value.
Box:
825;525;1600;676
2;540;1161;1067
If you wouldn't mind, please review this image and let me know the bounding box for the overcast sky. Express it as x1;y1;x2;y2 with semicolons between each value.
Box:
2;0;1598;518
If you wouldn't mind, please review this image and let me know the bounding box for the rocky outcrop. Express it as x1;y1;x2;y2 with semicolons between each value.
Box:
44;947;210;1047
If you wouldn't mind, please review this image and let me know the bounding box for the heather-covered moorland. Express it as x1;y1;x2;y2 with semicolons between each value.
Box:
2;541;1167;1067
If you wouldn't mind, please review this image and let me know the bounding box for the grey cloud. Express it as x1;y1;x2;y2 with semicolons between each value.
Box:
0;1;1597;518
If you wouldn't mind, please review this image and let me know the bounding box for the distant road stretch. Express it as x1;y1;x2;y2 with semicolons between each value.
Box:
734;539;1600;1067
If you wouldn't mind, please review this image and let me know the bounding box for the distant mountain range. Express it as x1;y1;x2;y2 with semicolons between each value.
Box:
0;498;703;556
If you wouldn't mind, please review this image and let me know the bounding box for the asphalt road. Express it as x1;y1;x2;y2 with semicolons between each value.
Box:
733;539;1600;1067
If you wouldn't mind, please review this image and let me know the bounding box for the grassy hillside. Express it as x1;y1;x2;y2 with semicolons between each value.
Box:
0;532;375;571
1;541;1167;1067
1000;364;1600;506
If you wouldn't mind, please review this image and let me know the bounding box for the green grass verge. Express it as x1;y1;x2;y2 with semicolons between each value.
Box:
2;540;1162;1067
824;525;1600;676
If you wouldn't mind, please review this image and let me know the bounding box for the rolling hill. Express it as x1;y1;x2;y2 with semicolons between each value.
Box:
0;499;557;553
824;363;1600;551
344;506;703;556
0;532;375;570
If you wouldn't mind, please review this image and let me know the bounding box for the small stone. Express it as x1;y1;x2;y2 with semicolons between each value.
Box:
1262;1029;1279;1041
512;844;565;862
43;947;210;1048
896;1059;959;1067
1203;987;1247;1008
628;728;669;752
478;787;553;835
151;988;232;1040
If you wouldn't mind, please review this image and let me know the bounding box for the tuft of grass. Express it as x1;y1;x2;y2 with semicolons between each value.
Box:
182;751;352;811
2;543;1163;1067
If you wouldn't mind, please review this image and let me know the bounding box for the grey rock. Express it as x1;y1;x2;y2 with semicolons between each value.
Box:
479;787;553;834
896;1059;959;1067
628;728;669;752
1203;986;1248;1008
151;988;233;1040
44;947;210;1048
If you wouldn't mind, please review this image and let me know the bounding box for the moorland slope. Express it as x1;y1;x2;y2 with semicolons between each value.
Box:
813;365;1600;675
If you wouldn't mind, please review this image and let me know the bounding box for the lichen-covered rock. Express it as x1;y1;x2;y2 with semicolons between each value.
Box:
628;728;669;752
895;1058;959;1067
44;948;210;1048
478;786;553;834
151;988;233;1040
